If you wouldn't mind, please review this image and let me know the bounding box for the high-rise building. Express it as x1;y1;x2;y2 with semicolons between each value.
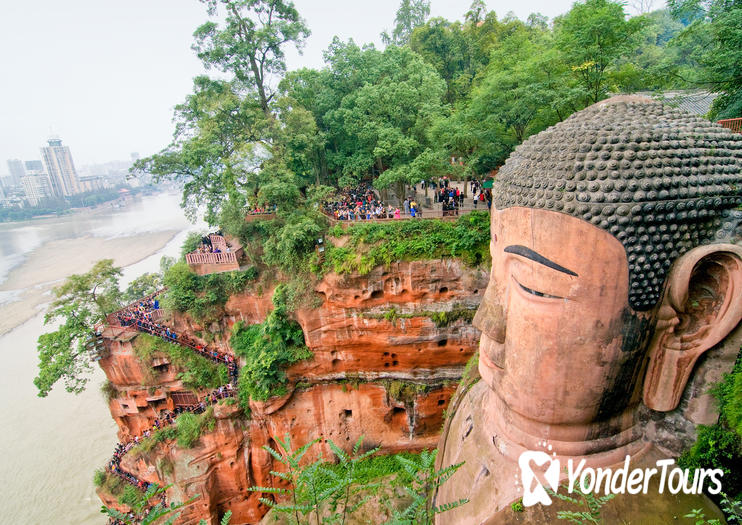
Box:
21;159;53;206
6;159;25;186
41;138;80;197
22;174;52;206
24;160;44;173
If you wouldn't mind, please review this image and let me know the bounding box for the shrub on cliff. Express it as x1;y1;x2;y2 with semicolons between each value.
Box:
680;350;742;499
133;333;228;391
175;408;216;449
231;285;313;405
161;262;257;322
324;211;490;275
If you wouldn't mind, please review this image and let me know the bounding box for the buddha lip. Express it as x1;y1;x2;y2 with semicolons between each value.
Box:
480;336;505;371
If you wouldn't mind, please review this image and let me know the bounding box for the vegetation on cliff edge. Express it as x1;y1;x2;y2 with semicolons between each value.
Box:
252;434;467;525
323;211;490;275
679;349;742;500
231;284;313;407
129;407;216;457
161;261;257;323
132;333;228;391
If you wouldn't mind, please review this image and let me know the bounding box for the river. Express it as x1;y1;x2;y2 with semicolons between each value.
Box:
0;192;202;524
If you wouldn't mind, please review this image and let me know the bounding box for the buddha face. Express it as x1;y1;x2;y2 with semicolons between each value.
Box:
473;207;656;426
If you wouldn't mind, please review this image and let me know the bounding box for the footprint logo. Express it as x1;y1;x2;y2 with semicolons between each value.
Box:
517;441;560;507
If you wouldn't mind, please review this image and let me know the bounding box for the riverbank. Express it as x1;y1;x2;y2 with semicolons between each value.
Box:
0;230;177;336
0;191;199;525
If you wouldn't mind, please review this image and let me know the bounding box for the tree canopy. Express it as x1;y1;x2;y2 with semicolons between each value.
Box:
668;0;742;117
381;0;431;46
35;260;123;397
125;0;726;278
193;0;310;117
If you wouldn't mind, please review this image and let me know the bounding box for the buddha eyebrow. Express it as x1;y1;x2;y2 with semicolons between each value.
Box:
504;245;578;277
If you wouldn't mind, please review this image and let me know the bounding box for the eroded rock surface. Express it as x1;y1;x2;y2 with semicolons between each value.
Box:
99;260;487;524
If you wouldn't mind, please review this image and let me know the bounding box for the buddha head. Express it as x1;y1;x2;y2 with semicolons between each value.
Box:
473;96;742;445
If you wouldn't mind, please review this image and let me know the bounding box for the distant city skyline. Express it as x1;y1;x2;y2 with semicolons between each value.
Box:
0;0;661;176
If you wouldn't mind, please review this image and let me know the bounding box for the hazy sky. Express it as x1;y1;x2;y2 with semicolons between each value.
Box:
0;0;655;174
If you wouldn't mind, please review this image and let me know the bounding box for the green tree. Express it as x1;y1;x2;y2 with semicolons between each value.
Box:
123;273;162;303
321;45;446;194
471;25;573;143
668;0;742;118
409;18;475;104
134;0;311;224
193;0;310;118
464;0;487;24
382;0;431;46
131;77;270;223
431;21;577;174
35;259;122;397
554;0;646;105
611;9;688;92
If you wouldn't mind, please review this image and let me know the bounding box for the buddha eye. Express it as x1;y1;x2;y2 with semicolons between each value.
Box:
514;277;564;300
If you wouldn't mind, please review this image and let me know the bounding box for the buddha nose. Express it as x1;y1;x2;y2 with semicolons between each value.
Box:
473;289;507;344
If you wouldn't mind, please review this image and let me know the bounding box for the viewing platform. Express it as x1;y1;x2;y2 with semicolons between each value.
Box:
323;206;480;228
185;234;244;275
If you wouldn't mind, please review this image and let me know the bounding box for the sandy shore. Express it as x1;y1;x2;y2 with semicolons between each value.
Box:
0;231;178;335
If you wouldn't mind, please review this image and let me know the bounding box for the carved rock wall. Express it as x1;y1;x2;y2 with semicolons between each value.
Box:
99;260;488;524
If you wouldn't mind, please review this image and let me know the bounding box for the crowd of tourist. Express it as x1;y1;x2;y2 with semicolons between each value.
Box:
104;382;238;522
323;183;402;220
321;178;492;223
192;234;232;254
246;204;277;215
105;293;243;523
322;183;432;220
115;297;239;384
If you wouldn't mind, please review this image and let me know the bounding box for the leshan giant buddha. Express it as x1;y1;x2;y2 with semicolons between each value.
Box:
435;96;742;524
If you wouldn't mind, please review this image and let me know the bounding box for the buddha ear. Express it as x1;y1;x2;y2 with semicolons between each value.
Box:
643;243;742;412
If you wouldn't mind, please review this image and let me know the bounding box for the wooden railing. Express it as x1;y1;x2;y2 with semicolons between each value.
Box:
209;234;228;252
718;118;742;134
245;211;276;219
185;251;238;265
107;289;165;327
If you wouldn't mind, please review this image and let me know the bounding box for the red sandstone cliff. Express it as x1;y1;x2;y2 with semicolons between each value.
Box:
98;259;488;524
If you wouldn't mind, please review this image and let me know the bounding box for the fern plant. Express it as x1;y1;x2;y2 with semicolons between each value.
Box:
385;449;468;525
249;434;383;524
547;485;615;524
685;492;742;525
322;437;381;524
101;484;232;525
248;434;323;525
